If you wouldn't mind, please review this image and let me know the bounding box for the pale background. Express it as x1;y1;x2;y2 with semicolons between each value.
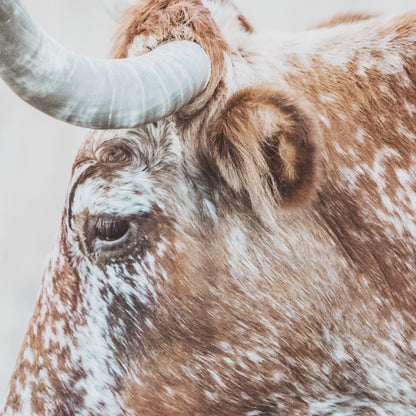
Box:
1;0;415;400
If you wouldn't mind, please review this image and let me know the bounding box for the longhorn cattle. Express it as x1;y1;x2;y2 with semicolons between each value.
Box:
1;0;416;414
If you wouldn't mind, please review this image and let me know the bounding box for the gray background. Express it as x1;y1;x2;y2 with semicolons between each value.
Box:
1;0;415;400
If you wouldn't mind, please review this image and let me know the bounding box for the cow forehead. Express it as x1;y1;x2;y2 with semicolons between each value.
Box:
84;123;183;165
69;123;185;208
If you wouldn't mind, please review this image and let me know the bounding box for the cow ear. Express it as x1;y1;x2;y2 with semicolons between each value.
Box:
211;86;321;208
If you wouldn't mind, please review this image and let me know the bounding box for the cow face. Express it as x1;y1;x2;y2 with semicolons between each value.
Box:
59;88;322;415
66;84;321;302
2;1;331;415
5;0;416;414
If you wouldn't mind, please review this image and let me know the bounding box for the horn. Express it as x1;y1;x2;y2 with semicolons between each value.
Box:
0;0;211;129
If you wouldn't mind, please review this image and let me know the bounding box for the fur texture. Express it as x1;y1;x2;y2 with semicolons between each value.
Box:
3;1;416;415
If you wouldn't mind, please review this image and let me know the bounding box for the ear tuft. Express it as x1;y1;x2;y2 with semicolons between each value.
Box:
210;86;321;210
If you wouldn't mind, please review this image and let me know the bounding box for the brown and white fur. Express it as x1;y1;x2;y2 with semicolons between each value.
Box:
2;1;416;414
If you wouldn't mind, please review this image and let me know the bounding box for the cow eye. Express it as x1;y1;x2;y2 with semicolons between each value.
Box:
80;213;152;261
83;214;132;257
94;217;130;242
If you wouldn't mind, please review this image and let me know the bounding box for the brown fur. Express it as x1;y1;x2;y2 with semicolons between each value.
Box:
284;13;416;312
237;14;254;33
313;11;378;29
111;0;229;118
208;86;321;208
5;2;416;415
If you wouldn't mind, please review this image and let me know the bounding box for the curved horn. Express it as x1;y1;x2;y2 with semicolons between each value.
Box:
0;0;211;129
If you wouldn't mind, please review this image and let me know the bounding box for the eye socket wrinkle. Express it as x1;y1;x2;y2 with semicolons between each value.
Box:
97;141;135;167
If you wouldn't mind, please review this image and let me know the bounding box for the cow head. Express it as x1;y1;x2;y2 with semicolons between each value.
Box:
5;0;415;415
0;1;326;414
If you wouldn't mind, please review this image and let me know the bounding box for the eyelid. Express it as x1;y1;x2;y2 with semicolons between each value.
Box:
84;214;132;250
78;212;152;263
93;216;130;242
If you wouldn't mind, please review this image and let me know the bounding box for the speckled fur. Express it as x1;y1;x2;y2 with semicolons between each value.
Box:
3;1;416;415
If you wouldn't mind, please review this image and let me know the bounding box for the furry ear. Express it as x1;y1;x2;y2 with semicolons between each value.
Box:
210;86;321;209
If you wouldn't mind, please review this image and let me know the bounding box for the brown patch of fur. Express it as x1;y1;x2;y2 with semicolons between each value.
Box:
208;86;321;209
111;0;229;118
237;14;254;34
313;11;378;29
284;33;416;311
